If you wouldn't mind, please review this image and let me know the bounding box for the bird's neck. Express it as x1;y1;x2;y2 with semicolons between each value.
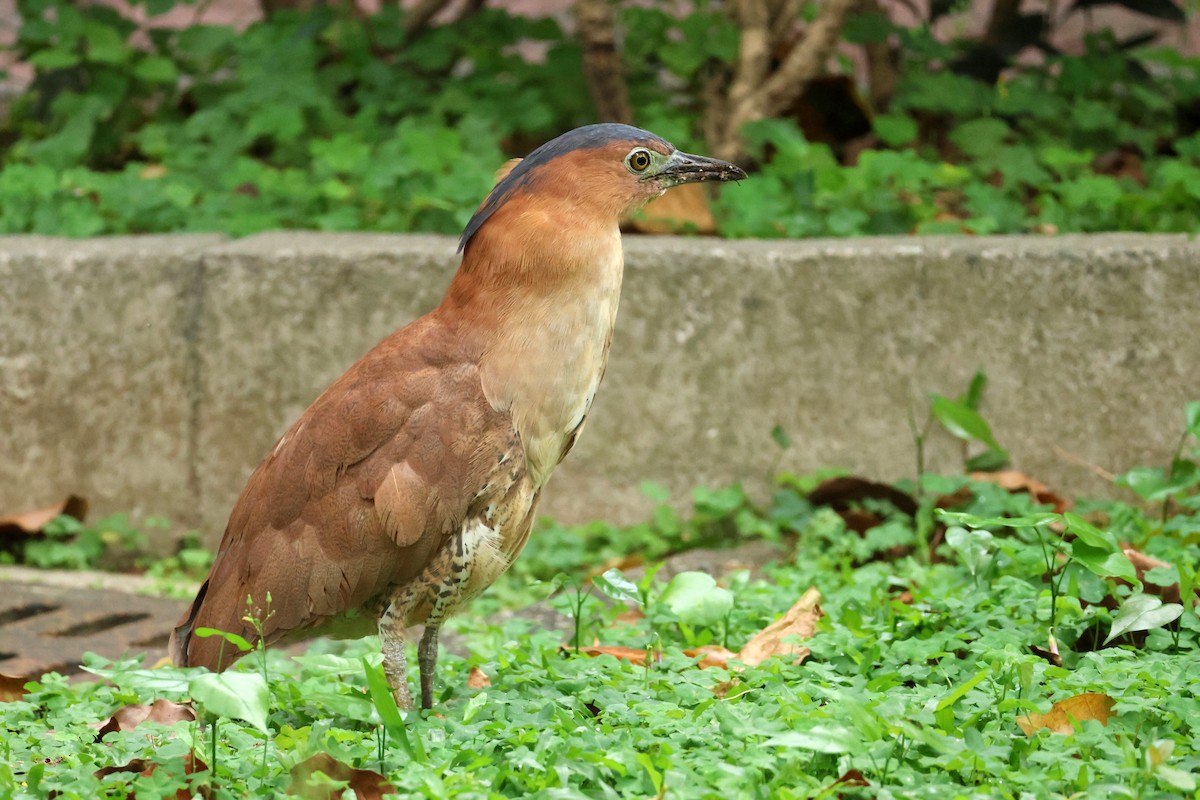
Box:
439;219;625;488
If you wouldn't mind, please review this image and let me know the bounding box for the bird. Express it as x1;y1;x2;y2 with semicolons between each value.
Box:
169;123;746;710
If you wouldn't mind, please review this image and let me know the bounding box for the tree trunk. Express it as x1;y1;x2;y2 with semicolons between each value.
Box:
575;0;634;124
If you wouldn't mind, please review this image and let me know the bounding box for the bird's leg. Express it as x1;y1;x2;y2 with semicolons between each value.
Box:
379;589;416;711
417;623;440;710
416;527;476;709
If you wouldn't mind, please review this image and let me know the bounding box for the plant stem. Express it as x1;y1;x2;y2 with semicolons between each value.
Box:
210;718;218;789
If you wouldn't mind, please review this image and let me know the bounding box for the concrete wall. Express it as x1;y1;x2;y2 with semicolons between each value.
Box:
1;233;1197;548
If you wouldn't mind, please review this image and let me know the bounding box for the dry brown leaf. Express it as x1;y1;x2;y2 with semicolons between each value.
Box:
1016;692;1115;736
95;753;207;799
1123;547;1196;605
96;698;196;739
683;645;737;669
287;752;395;800
611;607;646;626
0;673;31;702
738;586;822;667
586;553;645;580
0;494;88;537
566;645;655;666
969;470;1071;514
809;477;918;517
630;183;717;235
826;768;871;795
467;666;491;689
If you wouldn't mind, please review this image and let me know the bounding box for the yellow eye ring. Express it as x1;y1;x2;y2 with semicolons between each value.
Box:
627;149;652;173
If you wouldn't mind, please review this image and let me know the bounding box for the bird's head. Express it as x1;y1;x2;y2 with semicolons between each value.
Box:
459;124;746;254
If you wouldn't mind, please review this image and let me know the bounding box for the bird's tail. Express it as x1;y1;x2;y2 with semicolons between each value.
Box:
169;577;247;672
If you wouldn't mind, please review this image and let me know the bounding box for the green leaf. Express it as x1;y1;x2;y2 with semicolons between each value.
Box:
659;571;734;627
195;627;254;653
81;667;196;694
930;394;1006;454
1105;594;1184;643
1062;512;1117;550
950;119;1012;161
936;666;990;711
965;448;1009;473
462;691;488;724
771;424;792;450
1156;765;1198;792
591;569;642;606
936;510;1059;529
1071;540;1138;583
189;671;270;732
1118;464;1200;501
134;55;178;83
1185;401;1200;438
361;657;406;730
29;48;81;70
83;20;131;64
640;481;671;503
693;485;746;516
874;114;918;147
945;525;993;576
763;726;857;753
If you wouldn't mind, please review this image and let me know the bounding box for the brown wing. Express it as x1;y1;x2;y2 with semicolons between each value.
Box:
171;312;512;670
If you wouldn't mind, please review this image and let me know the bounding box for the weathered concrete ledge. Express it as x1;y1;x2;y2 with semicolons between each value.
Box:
2;232;1197;548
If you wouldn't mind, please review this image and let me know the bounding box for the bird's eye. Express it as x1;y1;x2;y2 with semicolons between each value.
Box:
626;148;652;173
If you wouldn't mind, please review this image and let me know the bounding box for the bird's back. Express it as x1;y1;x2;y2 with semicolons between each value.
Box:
170;310;527;670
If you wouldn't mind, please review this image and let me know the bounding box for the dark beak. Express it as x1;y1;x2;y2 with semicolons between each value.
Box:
654;150;747;187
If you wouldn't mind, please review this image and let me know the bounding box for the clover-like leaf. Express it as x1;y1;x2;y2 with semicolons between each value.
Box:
188;671;270;732
945;525;994;576
1106;593;1183;643
764;725;857;753
659;571;733;628
592;569;642;606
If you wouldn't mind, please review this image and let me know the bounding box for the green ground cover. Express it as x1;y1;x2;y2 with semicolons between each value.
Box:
4;1;1199;238
2;436;1198;797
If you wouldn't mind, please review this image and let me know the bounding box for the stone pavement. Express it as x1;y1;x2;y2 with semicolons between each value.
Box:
0;568;189;679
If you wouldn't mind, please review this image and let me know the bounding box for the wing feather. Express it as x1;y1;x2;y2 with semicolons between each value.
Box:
171;313;512;670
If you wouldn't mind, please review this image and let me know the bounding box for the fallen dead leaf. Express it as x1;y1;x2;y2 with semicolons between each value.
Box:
969;470;1071;513
0;494;88;537
683;645;737;669
611;607;646;626
96;698;196;739
826;768;871;795
1016;692;1115;736
0;673;31;702
809;476;919;515
738;586;822;667
586;553;645;580
1123;547;1198;606
94;753;207;799
467;666;491;689
566;645;656;666
287;752;395;800
630;183;717;235
808;477;918;534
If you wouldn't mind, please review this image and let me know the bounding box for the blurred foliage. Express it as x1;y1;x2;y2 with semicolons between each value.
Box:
1;0;1199;236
